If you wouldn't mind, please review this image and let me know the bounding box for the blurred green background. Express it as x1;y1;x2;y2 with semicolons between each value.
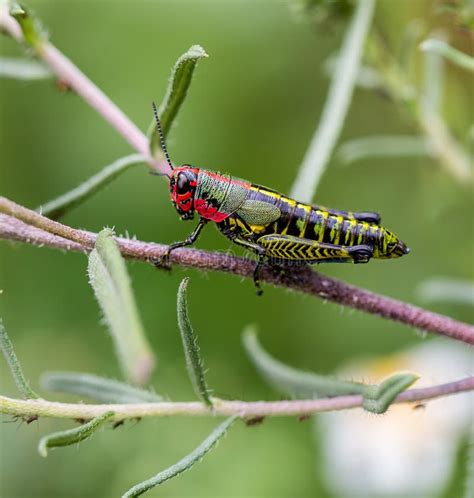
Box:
0;1;472;497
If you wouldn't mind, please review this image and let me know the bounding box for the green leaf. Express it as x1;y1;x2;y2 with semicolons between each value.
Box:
40;371;162;404
38;154;145;220
148;45;208;157
324;55;383;90
417;277;474;306
38;411;114;457
243;327;418;413
242;326;366;398
88;228;155;386
122;416;237;498
362;372;419;414
177;278;213;407
0;56;51;80
337;135;430;164
9;2;46;49
420;39;474;73
0;318;39;399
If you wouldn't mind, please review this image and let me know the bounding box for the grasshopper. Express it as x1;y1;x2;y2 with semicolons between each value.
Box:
152;103;409;294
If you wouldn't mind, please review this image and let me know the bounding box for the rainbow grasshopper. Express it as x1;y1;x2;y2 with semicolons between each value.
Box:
152;103;409;295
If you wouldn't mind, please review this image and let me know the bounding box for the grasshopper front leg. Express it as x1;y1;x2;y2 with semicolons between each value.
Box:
154;218;208;268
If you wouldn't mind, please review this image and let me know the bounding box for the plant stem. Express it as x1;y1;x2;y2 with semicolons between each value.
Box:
38;154;146;219
0;376;472;421
1;200;473;345
291;0;376;201
0;5;167;174
366;30;472;183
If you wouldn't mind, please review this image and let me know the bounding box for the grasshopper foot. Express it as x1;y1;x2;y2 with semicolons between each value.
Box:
151;253;172;271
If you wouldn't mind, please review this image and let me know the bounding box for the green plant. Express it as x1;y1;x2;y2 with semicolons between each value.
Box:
1;1;473;496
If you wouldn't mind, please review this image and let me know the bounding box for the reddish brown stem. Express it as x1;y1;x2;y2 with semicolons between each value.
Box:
1;198;473;345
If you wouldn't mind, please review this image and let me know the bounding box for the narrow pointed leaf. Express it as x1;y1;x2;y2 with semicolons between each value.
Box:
0;56;51;80
242;327;366;398
40;371;162;404
148;45;208;156
122;416;237;498
88;229;155;385
38;154;145;220
177;278;212;407
324;55;383;90
9;2;46;49
338;135;430;164
417;277;474;306
420;39;474;73
0;318;39;399
363;372;419;414
244;327;418;413
38;410;114;457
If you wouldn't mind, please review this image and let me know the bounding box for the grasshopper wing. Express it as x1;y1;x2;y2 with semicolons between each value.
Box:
236;200;281;225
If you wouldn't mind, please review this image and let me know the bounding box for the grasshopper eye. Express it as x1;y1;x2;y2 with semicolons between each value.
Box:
177;173;190;193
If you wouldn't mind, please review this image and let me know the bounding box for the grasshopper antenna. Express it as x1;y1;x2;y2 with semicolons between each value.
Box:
152;101;173;171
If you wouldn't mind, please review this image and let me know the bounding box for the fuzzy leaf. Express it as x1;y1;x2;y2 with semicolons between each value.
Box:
420;39;474;73
40;371;162;404
338;135;430;164
148;45;208;157
0;318;39;399
242;326;366;398
88;228;155;385
177;278;212;407
9;2;46;48
362;372;419;414
243;327;418;413
0;56;51;80
38;154;145;220
122;416;237;497
38;411;114;457
417;277;474;306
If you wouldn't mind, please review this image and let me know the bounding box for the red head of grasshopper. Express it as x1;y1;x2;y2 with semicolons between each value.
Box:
152;103;237;222
169;166;199;220
151;102;199;219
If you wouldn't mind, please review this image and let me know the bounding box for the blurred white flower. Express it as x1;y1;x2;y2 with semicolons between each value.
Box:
317;340;473;498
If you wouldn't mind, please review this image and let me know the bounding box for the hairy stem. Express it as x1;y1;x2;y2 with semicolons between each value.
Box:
0;5;167;173
1;199;473;345
1;377;472;421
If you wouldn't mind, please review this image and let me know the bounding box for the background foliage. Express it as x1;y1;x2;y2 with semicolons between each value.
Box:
0;1;472;497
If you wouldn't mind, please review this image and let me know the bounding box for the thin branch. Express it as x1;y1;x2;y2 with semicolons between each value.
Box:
0;5;167;174
420;39;474;73
1;199;473;345
1;377;472;421
37;154;146;219
291;0;376;201
366;30;472;184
